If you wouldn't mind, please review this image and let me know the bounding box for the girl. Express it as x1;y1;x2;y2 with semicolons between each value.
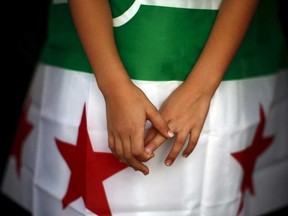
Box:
2;0;288;215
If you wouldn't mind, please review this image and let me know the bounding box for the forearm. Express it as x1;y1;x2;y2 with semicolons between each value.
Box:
185;0;259;95
68;0;131;96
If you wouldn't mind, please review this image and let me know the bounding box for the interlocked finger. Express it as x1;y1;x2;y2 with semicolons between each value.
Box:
182;129;200;157
165;131;189;166
119;135;149;175
131;129;154;162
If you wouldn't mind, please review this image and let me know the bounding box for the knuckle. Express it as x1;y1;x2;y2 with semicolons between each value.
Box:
108;136;114;149
149;141;157;149
130;126;139;134
191;131;200;145
117;127;126;135
131;149;141;157
115;150;124;159
127;160;139;171
108;142;114;151
123;124;140;134
190;136;198;146
175;137;186;147
124;153;133;161
168;121;180;133
167;121;174;130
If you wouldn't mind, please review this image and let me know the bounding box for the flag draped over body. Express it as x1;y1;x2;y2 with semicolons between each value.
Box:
2;0;288;215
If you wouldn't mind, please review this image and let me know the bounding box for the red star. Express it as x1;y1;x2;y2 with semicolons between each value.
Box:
231;105;274;215
10;101;33;177
55;104;127;215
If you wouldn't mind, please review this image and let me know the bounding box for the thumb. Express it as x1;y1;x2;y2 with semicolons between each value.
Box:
146;106;174;139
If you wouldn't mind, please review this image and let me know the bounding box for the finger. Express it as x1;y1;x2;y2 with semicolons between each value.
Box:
130;127;154;162
113;135;126;163
108;132;115;154
144;133;166;155
165;132;188;166
122;135;149;175
144;127;157;146
146;106;174;139
182;129;200;158
144;120;177;154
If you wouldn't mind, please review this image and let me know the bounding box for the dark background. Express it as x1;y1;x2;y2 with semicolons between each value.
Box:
1;0;287;215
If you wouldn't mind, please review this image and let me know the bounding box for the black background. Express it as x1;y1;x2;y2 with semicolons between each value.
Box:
1;0;287;215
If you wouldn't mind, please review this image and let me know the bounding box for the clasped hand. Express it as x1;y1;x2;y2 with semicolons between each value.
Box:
104;81;212;175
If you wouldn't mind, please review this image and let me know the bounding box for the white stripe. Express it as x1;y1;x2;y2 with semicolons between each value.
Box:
113;1;142;27
141;0;222;9
113;0;222;27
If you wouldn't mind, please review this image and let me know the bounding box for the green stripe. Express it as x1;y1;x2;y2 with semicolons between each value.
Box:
114;6;217;81
40;0;288;81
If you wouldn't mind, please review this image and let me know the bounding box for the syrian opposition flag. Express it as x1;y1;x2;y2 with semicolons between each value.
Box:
2;0;288;216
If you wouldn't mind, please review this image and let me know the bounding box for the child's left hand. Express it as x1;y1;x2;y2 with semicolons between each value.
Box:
144;81;213;166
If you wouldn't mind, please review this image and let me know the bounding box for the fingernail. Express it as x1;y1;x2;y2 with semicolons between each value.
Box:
168;131;174;138
165;160;172;166
148;153;154;158
182;153;189;158
145;146;152;154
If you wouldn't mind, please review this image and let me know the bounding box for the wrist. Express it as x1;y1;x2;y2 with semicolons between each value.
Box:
92;61;132;97
185;67;223;98
97;74;133;99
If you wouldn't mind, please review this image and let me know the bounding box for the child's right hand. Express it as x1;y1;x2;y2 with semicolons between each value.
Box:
103;81;173;175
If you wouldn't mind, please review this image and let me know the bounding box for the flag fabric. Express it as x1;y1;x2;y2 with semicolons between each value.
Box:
2;0;288;216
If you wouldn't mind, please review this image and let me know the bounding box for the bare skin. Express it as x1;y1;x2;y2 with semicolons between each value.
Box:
144;0;260;166
68;0;174;175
